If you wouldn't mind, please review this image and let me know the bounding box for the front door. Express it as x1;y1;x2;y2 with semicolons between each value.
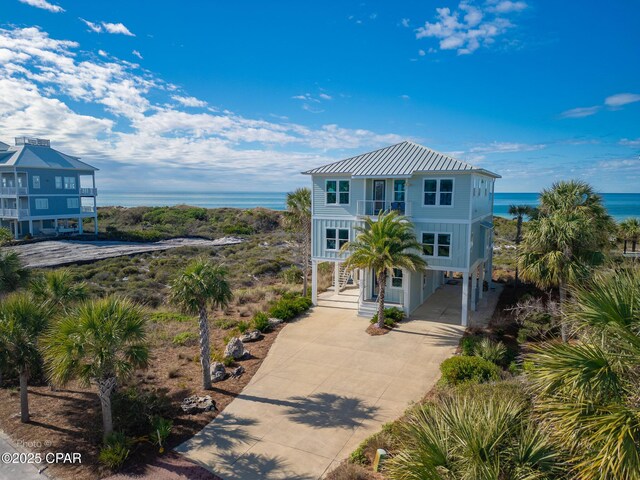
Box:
373;180;385;215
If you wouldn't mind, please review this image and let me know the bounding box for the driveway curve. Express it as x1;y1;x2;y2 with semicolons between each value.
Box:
176;303;464;479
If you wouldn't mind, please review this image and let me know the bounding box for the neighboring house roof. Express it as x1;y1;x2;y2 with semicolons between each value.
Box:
0;144;98;171
303;141;500;178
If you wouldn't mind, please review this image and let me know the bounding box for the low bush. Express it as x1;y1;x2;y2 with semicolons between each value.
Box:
440;355;500;385
0;227;12;245
112;388;172;438
149;415;172;453
460;335;481;356
236;320;250;333
472;338;508;365
325;461;371;480
211;349;235;367
282;266;303;284
172;331;198;346
268;294;312;321
370;307;405;327
98;432;131;470
252;312;271;332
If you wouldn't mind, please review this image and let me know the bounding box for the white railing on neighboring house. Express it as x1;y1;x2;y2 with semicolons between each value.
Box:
0;187;29;196
79;188;97;196
18;208;30;217
0;208;18;217
81;206;95;213
356;200;412;217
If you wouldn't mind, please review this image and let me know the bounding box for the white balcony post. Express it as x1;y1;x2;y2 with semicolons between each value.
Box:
479;262;485;300
461;272;469;327
311;260;318;305
471;267;478;312
28;220;33;236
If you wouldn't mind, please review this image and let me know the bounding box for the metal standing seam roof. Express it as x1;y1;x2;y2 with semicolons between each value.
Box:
0;144;98;171
303;140;500;178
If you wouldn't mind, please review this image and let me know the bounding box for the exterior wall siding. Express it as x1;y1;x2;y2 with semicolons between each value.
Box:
28;195;81;217
408;173;471;221
414;221;468;270
15;167;89;195
312;218;359;260
312;175;363;217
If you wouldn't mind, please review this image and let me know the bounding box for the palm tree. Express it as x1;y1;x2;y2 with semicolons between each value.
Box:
31;269;88;311
43;297;148;440
386;383;563;479
0;293;50;422
0;250;29;294
170;260;232;390
619;218;640;254
528;266;640;479
508;204;533;287
341;210;426;328
518;180;614;341
283;188;311;296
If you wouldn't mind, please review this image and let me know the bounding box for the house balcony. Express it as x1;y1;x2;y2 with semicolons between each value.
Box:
80;187;97;196
356;200;412;217
0;208;30;218
81;205;96;213
0;187;29;196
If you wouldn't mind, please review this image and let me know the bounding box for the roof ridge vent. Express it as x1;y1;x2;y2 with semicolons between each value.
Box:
15;137;50;147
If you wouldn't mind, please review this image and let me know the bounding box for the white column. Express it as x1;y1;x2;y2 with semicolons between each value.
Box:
334;261;341;294
311;260;318;305
470;267;478;312
94;214;99;234
479;263;485;300
28;219;33;236
486;231;494;290
78;218;83;234
403;269;410;315
461;272;469;327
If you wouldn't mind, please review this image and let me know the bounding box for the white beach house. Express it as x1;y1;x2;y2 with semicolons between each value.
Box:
304;141;500;326
0;137;98;238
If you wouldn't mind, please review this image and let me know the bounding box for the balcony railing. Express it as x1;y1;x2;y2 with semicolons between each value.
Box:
81;206;95;213
19;208;29;217
356;200;412;217
0;208;18;217
79;188;97;196
0;187;29;196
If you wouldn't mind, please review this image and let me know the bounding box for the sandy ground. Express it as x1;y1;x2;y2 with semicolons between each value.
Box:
8;237;244;269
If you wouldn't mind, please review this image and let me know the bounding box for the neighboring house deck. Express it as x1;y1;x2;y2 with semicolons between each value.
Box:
303;140;501;326
0;137;98;239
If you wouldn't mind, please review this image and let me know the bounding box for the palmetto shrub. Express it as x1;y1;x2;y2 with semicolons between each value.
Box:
98;432;132;471
473;337;508;365
439;355;500;385
371;307;405;327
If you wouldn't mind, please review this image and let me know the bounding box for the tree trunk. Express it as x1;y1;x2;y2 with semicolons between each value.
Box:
376;271;387;329
97;377;117;441
559;279;568;343
19;366;29;423
199;306;212;390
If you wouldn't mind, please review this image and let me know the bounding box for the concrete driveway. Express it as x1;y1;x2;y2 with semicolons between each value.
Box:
176;295;468;479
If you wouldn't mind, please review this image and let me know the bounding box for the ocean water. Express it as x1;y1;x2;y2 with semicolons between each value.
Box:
97;191;640;221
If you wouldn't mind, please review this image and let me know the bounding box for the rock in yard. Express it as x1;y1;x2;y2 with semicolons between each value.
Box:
210;362;227;383
224;337;248;360
240;330;263;343
230;365;245;378
181;395;216;414
268;317;284;327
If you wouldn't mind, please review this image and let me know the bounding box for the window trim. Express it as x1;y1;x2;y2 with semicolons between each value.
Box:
32;175;40;189
35;198;49;210
64;176;76;190
55;176;62;189
325;227;350;251
390;268;403;288
422;178;454;207
67;197;79;209
325;179;351;206
421;231;452;259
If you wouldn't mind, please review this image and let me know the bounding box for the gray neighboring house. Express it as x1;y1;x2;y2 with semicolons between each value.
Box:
0;137;98;239
304;140;501;326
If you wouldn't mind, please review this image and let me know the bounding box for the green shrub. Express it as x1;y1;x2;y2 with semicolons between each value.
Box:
0;227;12;245
112;388;172;437
370;307;405;327
211;349;235;367
236;320;250;334
460;335;481;356
223;223;254;235
149;416;173;453
214;318;237;330
98;432;131;470
282;266;303;284
268;294;312;321
473;338;508;365
440;355;500;385
172;331;198;346
349;444;368;465
252;312;271;332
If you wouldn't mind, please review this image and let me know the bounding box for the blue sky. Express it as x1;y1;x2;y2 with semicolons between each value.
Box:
1;0;639;192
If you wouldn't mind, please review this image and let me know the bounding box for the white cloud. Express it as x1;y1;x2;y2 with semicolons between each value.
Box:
415;1;526;55
604;92;640;108
102;22;135;36
418;49;426;56
469;141;545;153
18;0;64;13
620;138;640;147
401;18;410;28
319;93;332;100
98;49;108;57
80;19;135;36
559;106;601;119
171;95;207;108
0;26;402;190
400;94;410;100
132;50;143;60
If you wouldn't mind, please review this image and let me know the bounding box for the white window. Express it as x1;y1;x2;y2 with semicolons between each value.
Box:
325;180;350;205
67;198;79;209
35;198;49;210
423;179;453;206
32;175;40;189
326;228;349;250
55;176;62;189
64;176;76;189
391;268;403;288
422;232;452;258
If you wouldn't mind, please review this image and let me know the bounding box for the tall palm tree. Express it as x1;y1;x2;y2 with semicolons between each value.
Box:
283;188;311;296
0;293;50;422
341;210;426;328
528;266;640;480
0;250;29;294
43;297;149;440
31;269;88;311
518;180;614;341
170;260;233;390
508;204;533;287
619;218;640;254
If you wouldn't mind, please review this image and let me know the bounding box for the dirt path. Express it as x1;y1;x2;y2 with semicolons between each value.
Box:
8;237;244;269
